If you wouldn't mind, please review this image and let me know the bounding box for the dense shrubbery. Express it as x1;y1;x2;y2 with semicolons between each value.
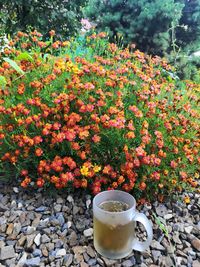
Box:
0;0;87;37
85;0;200;56
0;31;199;201
85;0;184;55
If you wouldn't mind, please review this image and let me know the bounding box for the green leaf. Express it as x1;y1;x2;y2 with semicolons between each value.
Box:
153;213;169;237
3;57;25;75
0;75;7;89
15;52;34;62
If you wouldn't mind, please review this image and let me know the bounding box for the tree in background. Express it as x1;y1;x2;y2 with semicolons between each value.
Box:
85;0;184;55
0;0;87;38
176;0;200;53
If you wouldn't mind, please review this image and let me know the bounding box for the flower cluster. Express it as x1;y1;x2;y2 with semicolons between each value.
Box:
0;30;199;201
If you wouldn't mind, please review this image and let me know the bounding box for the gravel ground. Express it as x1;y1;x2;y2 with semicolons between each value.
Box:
0;184;199;267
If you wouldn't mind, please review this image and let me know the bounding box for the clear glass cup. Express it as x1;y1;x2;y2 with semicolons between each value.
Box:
93;190;153;259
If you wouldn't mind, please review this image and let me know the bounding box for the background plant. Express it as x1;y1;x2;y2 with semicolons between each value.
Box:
0;0;88;38
84;0;200;80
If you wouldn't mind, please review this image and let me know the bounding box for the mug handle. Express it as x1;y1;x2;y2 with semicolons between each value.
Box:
132;211;153;252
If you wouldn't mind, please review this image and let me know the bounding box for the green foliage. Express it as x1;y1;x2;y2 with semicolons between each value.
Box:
15;52;34;63
0;75;6;88
3;58;25;75
0;0;88;38
85;0;184;55
176;0;200;51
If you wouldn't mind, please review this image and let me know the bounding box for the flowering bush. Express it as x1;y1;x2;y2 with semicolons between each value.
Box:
0;31;199;201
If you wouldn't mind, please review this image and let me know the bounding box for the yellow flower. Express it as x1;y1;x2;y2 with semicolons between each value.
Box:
195;172;199;179
80;166;89;176
93;165;101;173
184;196;190;204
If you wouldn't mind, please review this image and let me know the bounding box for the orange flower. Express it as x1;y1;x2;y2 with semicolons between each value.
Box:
92;134;101;143
36;178;45;187
35;148;43;157
139;182;146;190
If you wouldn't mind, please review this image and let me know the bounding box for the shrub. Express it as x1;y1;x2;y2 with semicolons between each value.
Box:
0;0;87;38
0;31;199;201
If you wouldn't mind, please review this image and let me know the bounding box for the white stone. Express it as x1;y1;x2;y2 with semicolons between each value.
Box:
67;195;74;203
67;221;72;228
18;202;23;209
56;249;66;257
83;228;93;237
164;214;173;220
86;199;91;209
17;252;28;266
34;233;41;246
185;226;193;234
13;187;19;193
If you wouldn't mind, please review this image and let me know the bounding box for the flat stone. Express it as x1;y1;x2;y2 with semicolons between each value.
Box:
151;250;161;263
192;238;200;251
24;257;41;266
56;248;66;257
164;214;173;220
83;252;90;262
5;258;15;267
26;226;36;235
54;204;62;213
101;257;117;267
57;214;65;226
41;234;50;243
83;228;93;237
17;252;28;266
57;197;64;204
67;195;74;203
6;223;14;235
35;206;47;212
86;246;95;258
69;231;78;246
33;249;42;257
122;260;133;267
0;203;8;212
73;206;80;215
26;234;36;248
34;233;41;246
41;246;49;257
150;240;165;251
158;256;174;267
32;217;41;228
193;260;200;267
172;232;182;244
45;242;54;251
13;223;21;236
0;245;15;260
72;246;86;255
17;235;26;247
63;254;73;267
185;225;193;234
87;259;96;266
155;205;167;217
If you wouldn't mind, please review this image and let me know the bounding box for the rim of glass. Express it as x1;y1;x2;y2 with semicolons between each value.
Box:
93;190;136;214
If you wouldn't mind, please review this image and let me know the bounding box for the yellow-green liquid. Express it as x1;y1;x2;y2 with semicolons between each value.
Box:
94;201;135;255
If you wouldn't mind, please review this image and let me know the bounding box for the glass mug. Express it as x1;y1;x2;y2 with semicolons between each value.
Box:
93;190;153;259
